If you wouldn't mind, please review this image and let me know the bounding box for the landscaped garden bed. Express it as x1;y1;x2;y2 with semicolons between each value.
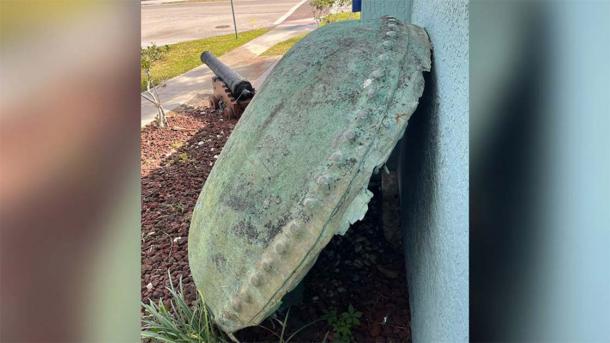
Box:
141;107;412;342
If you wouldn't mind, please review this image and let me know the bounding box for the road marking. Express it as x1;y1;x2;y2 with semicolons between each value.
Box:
273;0;309;26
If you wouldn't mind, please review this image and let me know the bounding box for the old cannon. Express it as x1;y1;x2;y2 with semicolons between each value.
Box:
189;17;431;335
201;51;255;118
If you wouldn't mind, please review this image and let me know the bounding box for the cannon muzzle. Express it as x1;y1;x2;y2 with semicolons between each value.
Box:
201;51;254;100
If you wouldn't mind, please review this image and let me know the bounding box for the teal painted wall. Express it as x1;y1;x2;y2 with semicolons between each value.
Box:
363;1;469;342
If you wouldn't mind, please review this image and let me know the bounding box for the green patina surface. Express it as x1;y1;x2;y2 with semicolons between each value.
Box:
188;17;431;334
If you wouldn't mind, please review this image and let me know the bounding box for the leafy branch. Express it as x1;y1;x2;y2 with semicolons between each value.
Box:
141;43;171;128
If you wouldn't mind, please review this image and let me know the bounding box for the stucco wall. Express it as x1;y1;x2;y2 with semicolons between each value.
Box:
363;0;469;342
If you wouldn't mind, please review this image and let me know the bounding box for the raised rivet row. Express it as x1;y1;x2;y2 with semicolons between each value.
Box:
343;130;357;142
274;237;288;254
383;117;393;128
316;174;332;190
250;271;262;287
261;257;273;272
240;289;252;303
330;151;344;163
227;219;304;318
287;220;301;236
224;17;405;323
303;197;319;211
378;19;400;130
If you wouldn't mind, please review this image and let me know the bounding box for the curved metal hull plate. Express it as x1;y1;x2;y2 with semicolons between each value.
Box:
188;17;431;333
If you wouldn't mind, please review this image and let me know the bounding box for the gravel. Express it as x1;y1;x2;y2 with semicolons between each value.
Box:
141;107;411;342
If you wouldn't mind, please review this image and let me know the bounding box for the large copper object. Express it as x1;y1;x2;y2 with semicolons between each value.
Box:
189;17;431;333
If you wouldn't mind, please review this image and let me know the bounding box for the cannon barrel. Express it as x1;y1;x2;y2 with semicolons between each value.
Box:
201;51;254;99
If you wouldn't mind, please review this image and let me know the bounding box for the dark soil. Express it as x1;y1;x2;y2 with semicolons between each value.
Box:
141;106;411;342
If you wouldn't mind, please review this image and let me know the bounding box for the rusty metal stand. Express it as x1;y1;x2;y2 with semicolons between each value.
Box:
209;76;252;119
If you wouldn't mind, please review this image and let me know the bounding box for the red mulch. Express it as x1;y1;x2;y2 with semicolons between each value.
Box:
141;107;236;304
141;107;411;342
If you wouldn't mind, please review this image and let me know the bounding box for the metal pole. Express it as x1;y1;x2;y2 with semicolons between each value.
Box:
230;0;238;39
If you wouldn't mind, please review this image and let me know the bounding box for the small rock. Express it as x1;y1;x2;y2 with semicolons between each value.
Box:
377;265;399;279
214;155;219;159
197;141;204;146
370;323;382;337
146;282;153;291
382;326;393;336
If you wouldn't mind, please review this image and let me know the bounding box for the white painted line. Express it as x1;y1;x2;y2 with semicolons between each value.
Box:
273;0;309;26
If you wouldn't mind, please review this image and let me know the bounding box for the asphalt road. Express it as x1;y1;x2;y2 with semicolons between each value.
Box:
141;0;311;47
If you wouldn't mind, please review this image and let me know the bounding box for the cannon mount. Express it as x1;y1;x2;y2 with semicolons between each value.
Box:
201;51;255;119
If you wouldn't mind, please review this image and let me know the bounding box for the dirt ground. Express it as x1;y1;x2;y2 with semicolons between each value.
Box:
141;107;411;342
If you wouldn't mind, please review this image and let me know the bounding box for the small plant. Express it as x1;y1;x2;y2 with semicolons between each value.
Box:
177;152;191;164
141;271;228;342
171;141;184;150
309;0;351;25
323;305;362;342
258;307;325;343
141;43;171;128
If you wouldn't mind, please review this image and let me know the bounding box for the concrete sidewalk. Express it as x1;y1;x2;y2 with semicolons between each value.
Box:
141;13;316;127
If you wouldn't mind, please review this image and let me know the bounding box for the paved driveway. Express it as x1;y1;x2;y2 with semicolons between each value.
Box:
142;0;309;47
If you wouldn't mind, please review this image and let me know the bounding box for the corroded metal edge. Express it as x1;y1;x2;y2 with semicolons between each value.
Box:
209;17;431;333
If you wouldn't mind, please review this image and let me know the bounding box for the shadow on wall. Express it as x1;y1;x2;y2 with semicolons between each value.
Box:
399;51;438;225
399;54;438;243
397;50;439;329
